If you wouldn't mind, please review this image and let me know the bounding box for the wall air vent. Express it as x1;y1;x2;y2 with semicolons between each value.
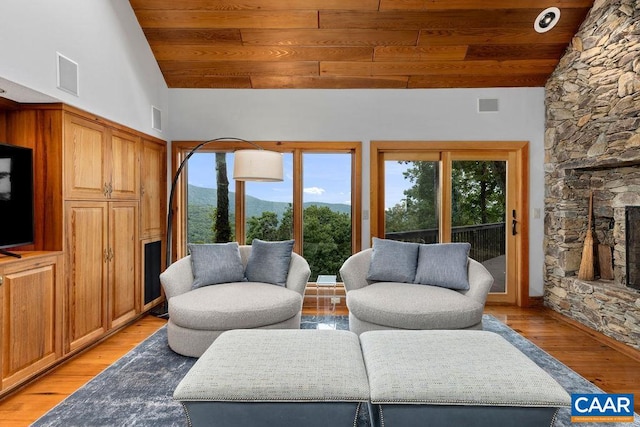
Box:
151;106;162;132
56;52;79;96
478;98;499;113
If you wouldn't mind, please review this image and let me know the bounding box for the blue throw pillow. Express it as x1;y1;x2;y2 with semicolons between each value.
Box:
414;242;471;290
245;239;295;286
188;243;246;289
366;237;419;283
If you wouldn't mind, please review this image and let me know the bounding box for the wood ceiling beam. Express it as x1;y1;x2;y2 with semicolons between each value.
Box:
320;59;558;77
150;45;373;62
319;8;588;30
136;10;318;29
408;74;549;88
379;0;594;11
250;75;409;89
159;60;319;76
130;0;380;11
374;46;468;61
418;28;578;45
164;76;252;88
143;28;242;45
240;29;418;47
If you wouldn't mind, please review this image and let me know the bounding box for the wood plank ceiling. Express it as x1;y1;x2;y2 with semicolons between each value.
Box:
129;0;594;89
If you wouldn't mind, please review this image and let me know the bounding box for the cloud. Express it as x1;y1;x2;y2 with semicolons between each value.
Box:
304;186;325;195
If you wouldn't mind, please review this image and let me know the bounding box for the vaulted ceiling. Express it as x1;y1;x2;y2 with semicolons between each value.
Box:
129;0;594;89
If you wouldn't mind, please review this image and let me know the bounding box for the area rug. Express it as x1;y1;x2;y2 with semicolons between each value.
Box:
32;315;640;427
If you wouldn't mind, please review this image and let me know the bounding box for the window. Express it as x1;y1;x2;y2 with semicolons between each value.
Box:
171;141;361;281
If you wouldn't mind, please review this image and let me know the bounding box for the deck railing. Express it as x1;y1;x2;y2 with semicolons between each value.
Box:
385;222;505;262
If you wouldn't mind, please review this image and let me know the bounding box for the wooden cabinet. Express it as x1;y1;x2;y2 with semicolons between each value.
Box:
0;253;63;392
140;139;166;238
65;202;108;352
65;201;138;352
3;103;166;395
64;114;140;200
110;129;140;200
64;114;109;199
139;139;166;313
108;202;139;329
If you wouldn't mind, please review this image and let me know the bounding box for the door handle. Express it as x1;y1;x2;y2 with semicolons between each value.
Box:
512;209;518;235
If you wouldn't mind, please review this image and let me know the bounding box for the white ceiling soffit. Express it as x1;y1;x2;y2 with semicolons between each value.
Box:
0;77;59;103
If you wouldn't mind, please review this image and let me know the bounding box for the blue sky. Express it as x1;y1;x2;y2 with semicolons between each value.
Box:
187;153;410;208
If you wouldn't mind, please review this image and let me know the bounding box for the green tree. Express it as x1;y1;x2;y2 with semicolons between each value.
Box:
246;211;283;242
214;153;231;242
278;204;293;240
188;205;214;243
244;204;351;280
385;160;505;235
302;205;351;280
385;161;439;233
451;161;505;226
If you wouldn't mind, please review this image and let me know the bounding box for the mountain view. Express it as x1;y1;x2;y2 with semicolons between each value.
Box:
188;184;351;219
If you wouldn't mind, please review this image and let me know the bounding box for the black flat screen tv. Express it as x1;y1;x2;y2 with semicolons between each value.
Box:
0;143;34;254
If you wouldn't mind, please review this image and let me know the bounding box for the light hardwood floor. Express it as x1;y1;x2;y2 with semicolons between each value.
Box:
1;305;639;426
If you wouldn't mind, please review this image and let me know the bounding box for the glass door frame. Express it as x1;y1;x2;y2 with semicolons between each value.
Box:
370;141;529;306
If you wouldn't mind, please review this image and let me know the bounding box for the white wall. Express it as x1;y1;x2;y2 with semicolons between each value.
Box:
169;88;547;296
0;0;167;138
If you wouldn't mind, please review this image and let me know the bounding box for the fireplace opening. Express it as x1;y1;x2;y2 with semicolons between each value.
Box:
626;206;640;290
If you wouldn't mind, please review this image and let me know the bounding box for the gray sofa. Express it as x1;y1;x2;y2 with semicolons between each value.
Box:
160;245;311;357
339;247;494;335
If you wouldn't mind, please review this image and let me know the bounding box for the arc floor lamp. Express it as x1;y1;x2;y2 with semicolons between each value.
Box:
165;137;283;268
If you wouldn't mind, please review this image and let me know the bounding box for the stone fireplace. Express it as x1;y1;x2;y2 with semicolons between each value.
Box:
544;0;640;351
627;206;640;289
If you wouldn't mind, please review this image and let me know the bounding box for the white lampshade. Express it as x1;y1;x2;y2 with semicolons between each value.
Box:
233;149;283;182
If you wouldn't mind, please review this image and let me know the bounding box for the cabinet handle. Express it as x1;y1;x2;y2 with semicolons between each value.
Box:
141;185;145;196
104;248;114;262
103;183;109;197
0;276;3;285
108;182;113;198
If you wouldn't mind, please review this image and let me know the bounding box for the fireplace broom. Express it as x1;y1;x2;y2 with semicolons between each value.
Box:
578;191;595;280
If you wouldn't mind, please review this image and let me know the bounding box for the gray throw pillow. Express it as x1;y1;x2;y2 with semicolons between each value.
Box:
245;239;294;286
414;242;471;290
366;237;419;283
188;243;245;289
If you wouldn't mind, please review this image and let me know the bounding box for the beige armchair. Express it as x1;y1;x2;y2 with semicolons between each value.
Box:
160;245;311;357
339;248;494;335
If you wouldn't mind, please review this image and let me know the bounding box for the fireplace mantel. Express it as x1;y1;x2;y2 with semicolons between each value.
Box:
559;157;640;172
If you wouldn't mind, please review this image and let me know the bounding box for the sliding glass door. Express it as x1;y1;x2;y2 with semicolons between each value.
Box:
372;142;528;305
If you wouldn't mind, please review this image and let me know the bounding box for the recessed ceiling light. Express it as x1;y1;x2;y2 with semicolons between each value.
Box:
534;7;561;33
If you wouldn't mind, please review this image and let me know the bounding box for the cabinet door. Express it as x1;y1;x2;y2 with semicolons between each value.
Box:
0;254;63;390
110;130;140;200
66;202;109;352
109;202;139;329
140;139;166;238
64;114;109;199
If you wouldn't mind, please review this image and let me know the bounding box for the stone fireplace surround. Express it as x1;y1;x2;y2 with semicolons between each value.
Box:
544;0;640;351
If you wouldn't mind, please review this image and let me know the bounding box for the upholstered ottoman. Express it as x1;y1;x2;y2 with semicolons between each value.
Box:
359;330;571;427
173;329;370;427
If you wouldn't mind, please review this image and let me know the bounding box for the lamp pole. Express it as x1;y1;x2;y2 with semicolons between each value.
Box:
165;137;276;268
